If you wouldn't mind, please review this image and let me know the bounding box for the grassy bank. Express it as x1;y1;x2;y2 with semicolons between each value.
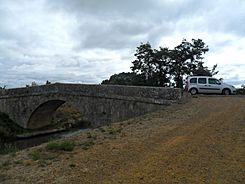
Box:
237;88;245;95
0;112;26;140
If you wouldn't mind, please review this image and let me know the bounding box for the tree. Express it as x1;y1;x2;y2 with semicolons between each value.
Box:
152;47;171;86
169;39;210;88
101;72;145;86
131;42;155;86
102;39;218;88
192;63;218;76
131;43;170;87
0;85;6;90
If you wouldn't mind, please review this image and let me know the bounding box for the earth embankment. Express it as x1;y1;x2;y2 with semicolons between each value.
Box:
0;96;244;184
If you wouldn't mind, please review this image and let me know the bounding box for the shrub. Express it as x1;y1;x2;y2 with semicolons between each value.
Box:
59;140;75;151
0;112;26;139
0;143;18;155
46;141;59;150
46;140;75;151
29;149;41;161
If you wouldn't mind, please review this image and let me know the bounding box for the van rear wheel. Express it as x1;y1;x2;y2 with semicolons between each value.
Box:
189;88;198;95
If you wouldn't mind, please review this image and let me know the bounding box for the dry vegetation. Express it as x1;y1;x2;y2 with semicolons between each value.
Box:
0;96;244;184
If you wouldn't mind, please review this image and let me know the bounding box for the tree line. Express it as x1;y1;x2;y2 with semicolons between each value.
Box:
102;39;218;88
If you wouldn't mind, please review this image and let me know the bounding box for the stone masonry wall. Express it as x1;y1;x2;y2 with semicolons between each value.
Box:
0;83;184;129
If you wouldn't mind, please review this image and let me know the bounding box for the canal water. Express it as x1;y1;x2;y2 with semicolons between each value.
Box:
0;128;87;154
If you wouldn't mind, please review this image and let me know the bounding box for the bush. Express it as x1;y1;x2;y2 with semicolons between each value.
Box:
46;140;75;151
29;149;41;161
60;140;75;151
237;88;245;95
46;141;59;150
0;143;18;154
0;112;26;139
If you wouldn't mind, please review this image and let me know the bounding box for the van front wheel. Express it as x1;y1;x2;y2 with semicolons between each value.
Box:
222;89;231;95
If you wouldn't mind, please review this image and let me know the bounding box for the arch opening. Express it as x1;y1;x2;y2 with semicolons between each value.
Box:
27;100;91;130
27;100;65;129
52;103;90;129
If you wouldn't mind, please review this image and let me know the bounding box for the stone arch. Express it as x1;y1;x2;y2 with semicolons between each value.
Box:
27;100;65;129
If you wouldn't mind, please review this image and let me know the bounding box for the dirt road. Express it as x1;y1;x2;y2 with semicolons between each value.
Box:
0;96;244;184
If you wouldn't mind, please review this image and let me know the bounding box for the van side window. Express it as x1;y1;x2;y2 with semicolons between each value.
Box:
208;78;220;84
198;78;207;84
190;78;197;83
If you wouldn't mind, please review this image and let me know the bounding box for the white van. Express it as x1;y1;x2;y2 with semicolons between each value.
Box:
185;76;236;95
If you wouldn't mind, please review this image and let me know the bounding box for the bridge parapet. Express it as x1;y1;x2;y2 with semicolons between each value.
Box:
0;83;185;129
0;83;182;105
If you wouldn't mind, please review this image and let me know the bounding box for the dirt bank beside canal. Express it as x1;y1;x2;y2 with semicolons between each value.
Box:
0;96;244;184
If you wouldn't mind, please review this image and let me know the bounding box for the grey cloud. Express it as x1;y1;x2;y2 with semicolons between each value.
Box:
47;0;245;51
0;0;245;87
47;0;213;21
47;0;157;18
203;0;245;36
76;20;151;49
0;51;128;88
46;0;210;50
217;64;245;87
0;3;41;49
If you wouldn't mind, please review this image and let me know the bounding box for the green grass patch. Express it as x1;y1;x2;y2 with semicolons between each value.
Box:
46;140;75;151
29;149;41;161
0;143;18;155
28;148;58;162
46;141;59;150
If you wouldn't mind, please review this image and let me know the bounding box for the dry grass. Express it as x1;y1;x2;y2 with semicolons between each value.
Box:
0;96;244;184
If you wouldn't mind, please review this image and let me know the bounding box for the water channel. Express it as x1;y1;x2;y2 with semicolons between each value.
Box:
0;128;87;154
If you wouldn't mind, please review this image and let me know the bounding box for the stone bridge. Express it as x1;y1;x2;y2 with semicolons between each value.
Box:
0;83;183;129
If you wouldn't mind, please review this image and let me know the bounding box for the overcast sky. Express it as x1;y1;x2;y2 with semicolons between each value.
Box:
0;0;244;88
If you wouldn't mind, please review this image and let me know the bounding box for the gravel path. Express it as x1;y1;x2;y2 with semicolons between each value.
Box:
0;96;244;184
